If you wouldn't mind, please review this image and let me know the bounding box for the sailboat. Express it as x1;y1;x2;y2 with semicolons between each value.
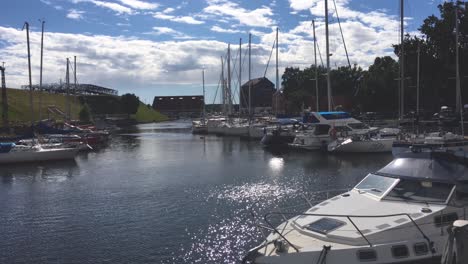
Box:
0;22;79;164
392;3;468;156
192;69;208;134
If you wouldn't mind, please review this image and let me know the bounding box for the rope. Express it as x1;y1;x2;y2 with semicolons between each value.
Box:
264;39;276;78
331;0;351;68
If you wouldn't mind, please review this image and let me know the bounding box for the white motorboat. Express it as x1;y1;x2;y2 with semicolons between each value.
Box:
393;132;468;156
289;112;377;151
0;143;79;164
328;129;400;153
328;136;395;153
243;150;468;264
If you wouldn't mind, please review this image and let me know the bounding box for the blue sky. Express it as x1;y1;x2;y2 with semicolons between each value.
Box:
0;0;442;104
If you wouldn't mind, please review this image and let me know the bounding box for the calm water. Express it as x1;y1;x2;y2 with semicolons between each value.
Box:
0;121;393;264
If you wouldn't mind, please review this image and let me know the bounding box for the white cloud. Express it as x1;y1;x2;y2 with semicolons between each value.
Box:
92;0;133;14
153;12;204;25
289;0;314;11
67;9;85;20
71;0;135;14
163;7;175;14
118;0;158;10
203;0;275;28
211;26;243;34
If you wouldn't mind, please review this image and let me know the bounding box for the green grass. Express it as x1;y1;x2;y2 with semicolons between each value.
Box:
133;103;168;123
0;88;81;126
0;88;167;126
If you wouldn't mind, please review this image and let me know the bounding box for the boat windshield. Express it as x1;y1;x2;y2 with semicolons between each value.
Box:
354;174;398;198
348;123;370;130
384;179;454;204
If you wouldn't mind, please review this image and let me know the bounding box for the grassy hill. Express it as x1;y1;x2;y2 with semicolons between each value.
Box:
0;88;167;126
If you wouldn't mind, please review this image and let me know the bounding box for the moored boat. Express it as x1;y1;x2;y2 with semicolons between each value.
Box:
243;150;468;264
0;143;78;164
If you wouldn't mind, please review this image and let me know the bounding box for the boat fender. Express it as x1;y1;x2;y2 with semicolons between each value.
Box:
274;239;289;253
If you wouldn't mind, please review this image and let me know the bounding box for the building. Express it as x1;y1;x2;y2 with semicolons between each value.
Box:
152;95;204;118
240;77;276;113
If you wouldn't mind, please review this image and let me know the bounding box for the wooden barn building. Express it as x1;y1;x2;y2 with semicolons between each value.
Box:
152;95;204;118
239;77;276;113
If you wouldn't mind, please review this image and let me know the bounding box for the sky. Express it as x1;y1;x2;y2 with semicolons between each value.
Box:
0;0;444;104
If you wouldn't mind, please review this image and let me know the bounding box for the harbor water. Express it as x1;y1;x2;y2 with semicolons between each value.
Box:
0;121;393;263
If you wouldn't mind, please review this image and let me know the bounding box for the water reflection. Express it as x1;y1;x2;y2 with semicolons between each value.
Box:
268;157;284;174
0;121;398;264
0;160;78;184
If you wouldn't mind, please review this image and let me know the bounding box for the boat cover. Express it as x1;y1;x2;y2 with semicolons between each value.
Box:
376;151;468;183
0;143;15;153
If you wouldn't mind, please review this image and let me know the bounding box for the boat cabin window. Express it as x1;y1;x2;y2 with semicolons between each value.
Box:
391;245;409;258
451;184;468;206
334;126;352;132
357;249;377;262
314;124;331;135
384;180;454;204
347;123;370;130
354;174;399;198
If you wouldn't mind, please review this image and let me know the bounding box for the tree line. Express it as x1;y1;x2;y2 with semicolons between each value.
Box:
282;1;468;116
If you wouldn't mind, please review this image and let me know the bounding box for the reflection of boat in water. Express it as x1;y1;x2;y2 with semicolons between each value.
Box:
243;150;468;264
0;143;78;164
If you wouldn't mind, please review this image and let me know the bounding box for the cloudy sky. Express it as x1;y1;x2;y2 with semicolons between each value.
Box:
1;0;441;104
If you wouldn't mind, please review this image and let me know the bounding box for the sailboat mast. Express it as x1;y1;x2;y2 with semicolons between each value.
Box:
72;55;76;121
416;42;420;116
248;33;252;117
0;63;8;128
202;68;206;122
227;44;232;115
455;5;463;136
24;22;34;126
275;27;279;115
325;0;332;111
239;38;242;113
221;56;225;115
66;58;70;121
39;20;45;121
313;19;319;112
400;0;405;119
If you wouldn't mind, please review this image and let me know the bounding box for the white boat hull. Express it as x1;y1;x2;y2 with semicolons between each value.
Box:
222;126;249;136
329;138;394;153
0;148;78;164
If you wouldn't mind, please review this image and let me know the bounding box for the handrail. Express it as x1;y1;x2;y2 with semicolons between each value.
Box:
263;212;434;253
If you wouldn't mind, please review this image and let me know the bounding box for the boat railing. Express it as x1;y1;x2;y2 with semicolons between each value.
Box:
263;212;435;253
247;188;351;243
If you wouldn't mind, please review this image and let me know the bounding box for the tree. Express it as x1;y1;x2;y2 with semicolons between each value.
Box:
120;93;140;116
79;103;91;122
